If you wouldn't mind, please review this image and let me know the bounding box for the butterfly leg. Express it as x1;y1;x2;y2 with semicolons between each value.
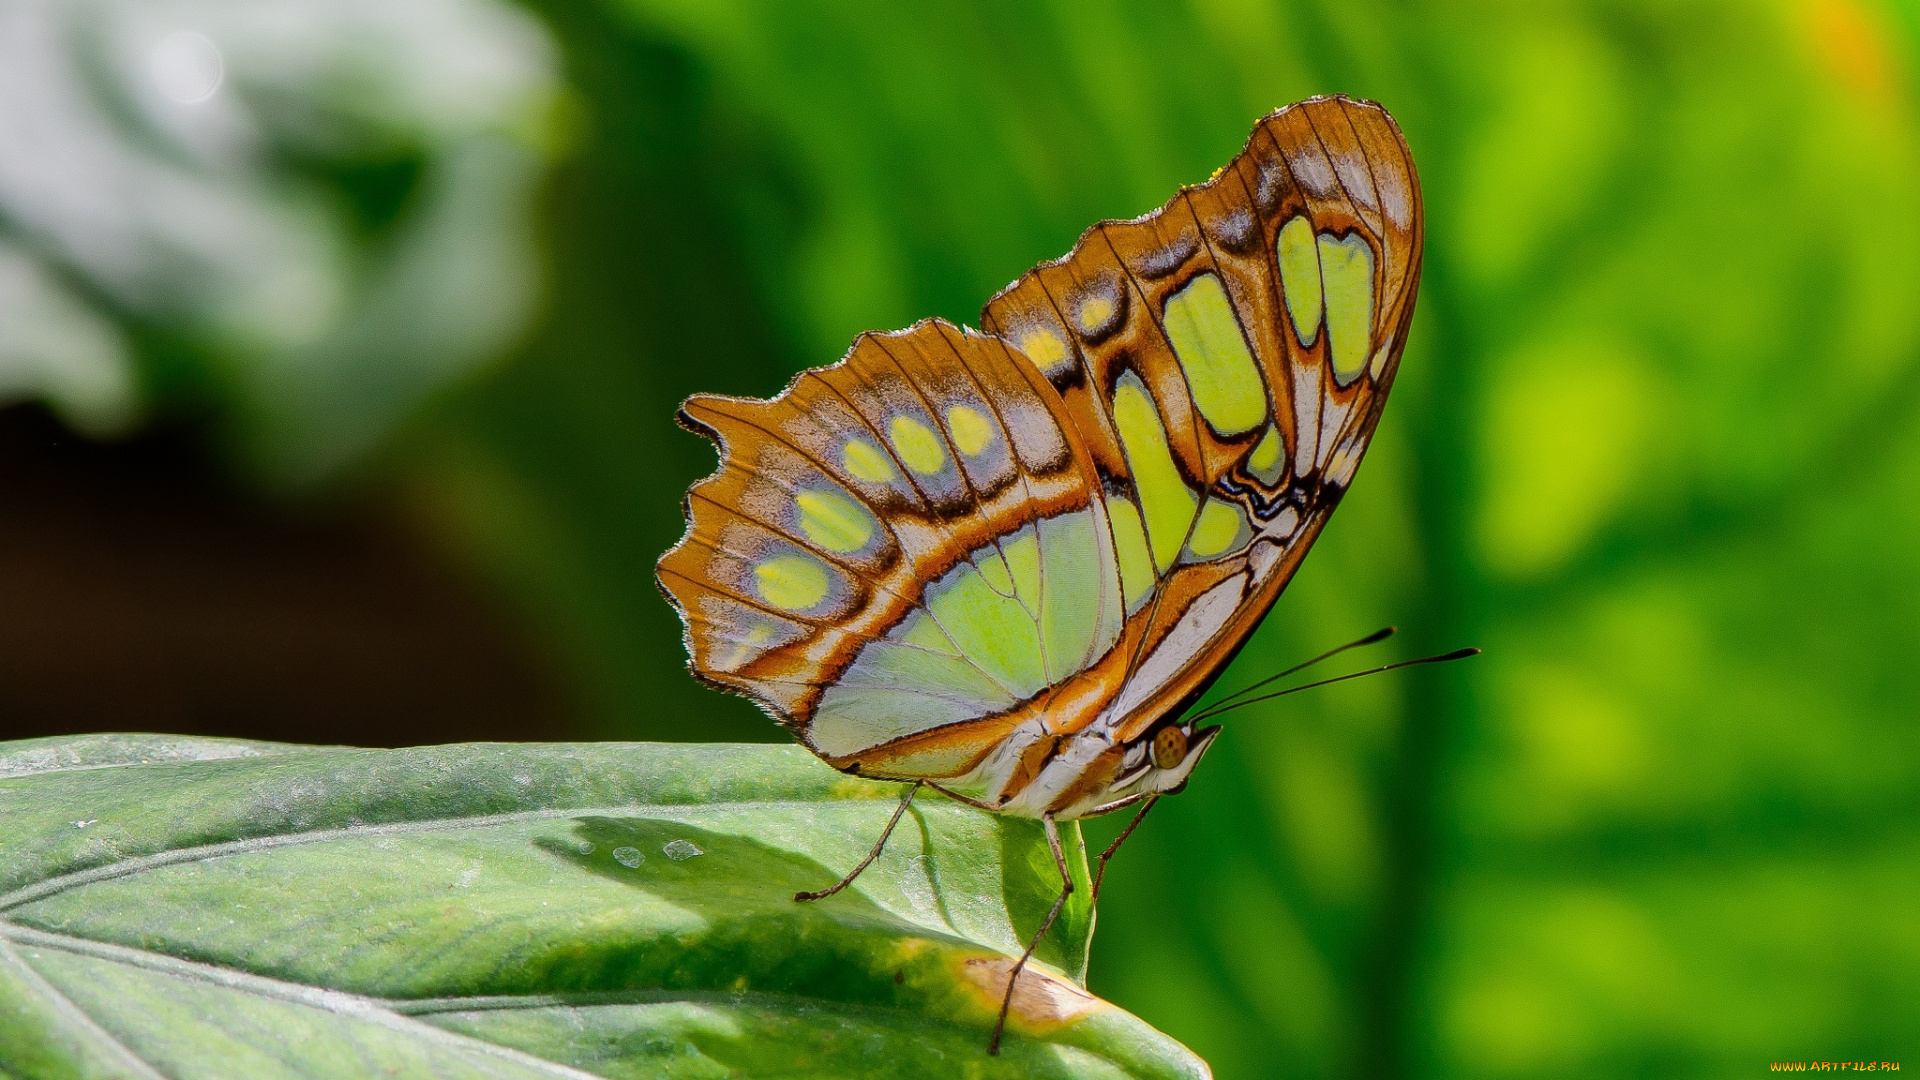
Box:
989;813;1072;1056
794;780;921;902
1091;795;1158;905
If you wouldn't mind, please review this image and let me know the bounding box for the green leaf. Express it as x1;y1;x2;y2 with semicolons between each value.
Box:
0;735;1207;1079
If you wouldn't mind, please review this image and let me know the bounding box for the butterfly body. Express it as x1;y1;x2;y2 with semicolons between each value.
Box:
658;95;1421;824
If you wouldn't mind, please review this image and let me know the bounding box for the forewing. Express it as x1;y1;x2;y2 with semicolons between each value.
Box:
980;95;1423;743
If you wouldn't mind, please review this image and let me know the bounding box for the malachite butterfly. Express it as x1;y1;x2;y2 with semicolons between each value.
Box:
657;94;1422;1048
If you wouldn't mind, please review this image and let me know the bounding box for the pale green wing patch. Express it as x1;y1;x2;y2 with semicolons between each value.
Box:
1277;215;1324;348
1318;232;1375;386
1247;424;1285;485
973;525;1043;617
1112;372;1198;574
1162;273;1267;437
809;685;993;755
1184;497;1251;560
754;555;832;611
811;506;1125;759
1037;510;1119;679
1103;496;1155;613
796;487;877;554
889;414;949;476
923;563;1047;698
834;639;1019;707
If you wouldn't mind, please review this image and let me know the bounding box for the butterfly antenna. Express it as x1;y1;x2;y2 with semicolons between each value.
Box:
1198;625;1397;717
1189;646;1480;723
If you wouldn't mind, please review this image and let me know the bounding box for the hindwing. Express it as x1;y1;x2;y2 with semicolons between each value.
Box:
657;321;1129;786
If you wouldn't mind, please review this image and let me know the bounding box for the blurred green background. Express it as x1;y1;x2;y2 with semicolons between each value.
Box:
3;0;1917;1076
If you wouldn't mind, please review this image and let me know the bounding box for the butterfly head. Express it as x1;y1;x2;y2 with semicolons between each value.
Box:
1105;719;1222;807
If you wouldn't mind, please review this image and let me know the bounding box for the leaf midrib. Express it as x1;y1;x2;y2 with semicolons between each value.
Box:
0;796;911;911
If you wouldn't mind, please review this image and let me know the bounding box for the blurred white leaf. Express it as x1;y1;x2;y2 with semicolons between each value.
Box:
0;0;559;482
0;243;134;435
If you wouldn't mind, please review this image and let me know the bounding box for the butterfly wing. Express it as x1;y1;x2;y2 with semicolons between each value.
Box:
659;95;1422;807
979;95;1423;748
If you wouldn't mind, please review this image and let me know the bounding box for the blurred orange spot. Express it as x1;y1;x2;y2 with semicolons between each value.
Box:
1803;0;1902;110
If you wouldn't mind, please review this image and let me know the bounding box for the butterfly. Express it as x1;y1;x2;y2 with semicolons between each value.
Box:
657;94;1423;1051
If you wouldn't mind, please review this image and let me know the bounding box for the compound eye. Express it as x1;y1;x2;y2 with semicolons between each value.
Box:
1151;725;1189;769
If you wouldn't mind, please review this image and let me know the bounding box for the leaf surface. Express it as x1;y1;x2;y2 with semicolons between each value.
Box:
0;735;1207;1079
